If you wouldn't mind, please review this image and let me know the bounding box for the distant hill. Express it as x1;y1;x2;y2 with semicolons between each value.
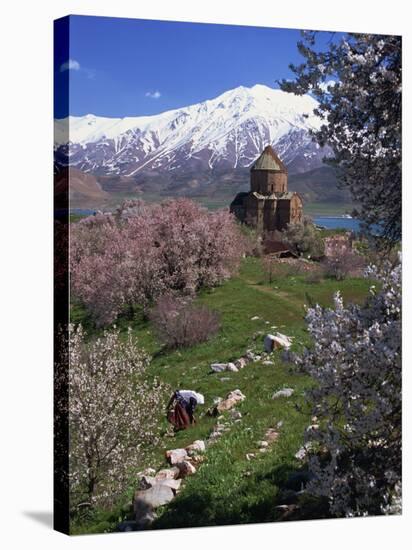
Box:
55;167;109;208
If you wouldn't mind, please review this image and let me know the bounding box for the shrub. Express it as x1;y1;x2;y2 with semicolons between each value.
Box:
323;249;365;280
67;324;169;508
294;260;401;516
281;216;325;259
150;295;220;349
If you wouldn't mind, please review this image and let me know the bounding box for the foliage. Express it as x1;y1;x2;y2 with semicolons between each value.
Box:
295;260;401;516
281;216;325;258
150;295;220;349
280;32;401;243
68;324;169;507
70;199;245;326
323;248;365;280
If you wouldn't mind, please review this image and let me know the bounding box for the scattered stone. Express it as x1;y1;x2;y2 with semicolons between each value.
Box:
251;316;260;320
234;357;247;369
220;377;231;382
264;333;293;353
265;321;270;324
165;448;188;465
137;467;156;478
229;409;242;420
185;440;206;454
155;467;180;481
262;360;274;365
254;355;262;361
138;475;156;490
246;453;256;460
134;484;175;509
306;424;319;433
276;421;284;429
272;388;294;399
245;350;256;361
210;363;228;373
156;478;182;493
176;460;197;478
259;447;268;453
258;440;269;448
226;362;239;372
190;454;206;465
215;389;246;413
265;428;280;443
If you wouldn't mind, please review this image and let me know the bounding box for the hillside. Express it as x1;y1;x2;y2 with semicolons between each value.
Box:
70;256;371;534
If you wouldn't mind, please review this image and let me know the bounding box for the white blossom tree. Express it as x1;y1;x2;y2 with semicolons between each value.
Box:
280;33;401;244
295;260;401;516
68;324;169;507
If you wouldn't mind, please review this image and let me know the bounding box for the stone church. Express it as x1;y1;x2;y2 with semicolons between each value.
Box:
230;145;303;234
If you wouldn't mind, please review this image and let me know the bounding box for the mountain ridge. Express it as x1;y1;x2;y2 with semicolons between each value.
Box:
54;84;329;176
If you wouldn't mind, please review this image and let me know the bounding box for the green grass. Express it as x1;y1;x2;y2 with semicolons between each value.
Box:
70;257;371;533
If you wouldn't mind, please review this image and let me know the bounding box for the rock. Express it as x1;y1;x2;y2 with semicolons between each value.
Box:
156;478;182;493
258;440;269;448
276;421;284;429
251;316;260;320
246;453;256;460
155;467;180;481
226;362;239;372
259;447;268;453
134;484;175;510
165;448;188;465
191;454;206;465
306;424;319;433
245;350;256;361
265;428;280;443
262;360;274;365
137;467;156;478
138;475;156;490
215;389;246;413
272;388;294;399
117;520;139;532
220;377;231;382
186;440;206;454
234;357;247;369
210;363;228;372
264;333;293;353
229;409;242;420
176;460;196;478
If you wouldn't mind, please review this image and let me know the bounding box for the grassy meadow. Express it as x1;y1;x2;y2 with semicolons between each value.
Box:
70;256;371;534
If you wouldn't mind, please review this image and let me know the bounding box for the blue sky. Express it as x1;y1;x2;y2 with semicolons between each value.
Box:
54;15;342;119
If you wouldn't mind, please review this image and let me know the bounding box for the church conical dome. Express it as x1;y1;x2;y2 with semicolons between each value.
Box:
251;145;287;173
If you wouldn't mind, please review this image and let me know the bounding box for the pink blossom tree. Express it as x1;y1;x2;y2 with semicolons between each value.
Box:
70;199;245;326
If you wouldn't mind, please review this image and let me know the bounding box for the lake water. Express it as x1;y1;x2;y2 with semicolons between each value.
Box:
314;217;361;232
67;209;362;233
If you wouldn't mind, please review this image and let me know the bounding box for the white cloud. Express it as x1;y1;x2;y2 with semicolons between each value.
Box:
319;80;337;92
60;58;80;72
145;90;161;99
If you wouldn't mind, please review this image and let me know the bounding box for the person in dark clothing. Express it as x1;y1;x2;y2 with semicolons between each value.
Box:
166;389;204;431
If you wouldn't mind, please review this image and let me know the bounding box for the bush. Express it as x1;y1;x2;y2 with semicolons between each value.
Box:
150;295;220;349
323;249;365;280
281;216;325;259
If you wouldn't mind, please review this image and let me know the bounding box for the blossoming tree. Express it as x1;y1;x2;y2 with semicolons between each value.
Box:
68;324;169;507
295;261;401;516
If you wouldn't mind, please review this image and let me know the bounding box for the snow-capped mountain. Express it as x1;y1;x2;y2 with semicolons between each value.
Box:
54;84;327;176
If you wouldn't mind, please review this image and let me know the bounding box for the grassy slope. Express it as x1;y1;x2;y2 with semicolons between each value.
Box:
71;258;371;533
